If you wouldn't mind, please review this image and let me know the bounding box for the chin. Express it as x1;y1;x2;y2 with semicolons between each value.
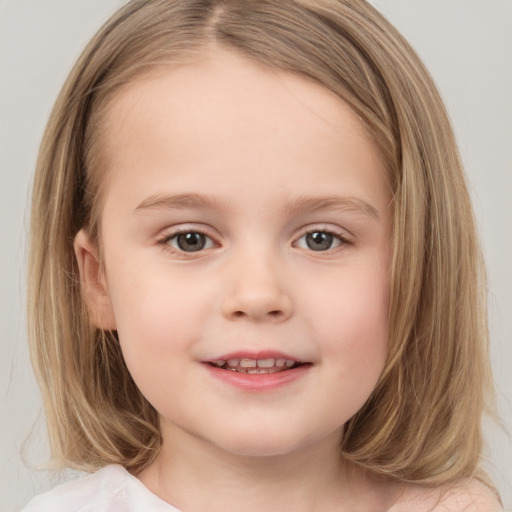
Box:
222;442;297;458
208;427;332;459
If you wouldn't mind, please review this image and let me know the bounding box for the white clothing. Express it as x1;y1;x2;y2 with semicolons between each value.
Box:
21;464;181;512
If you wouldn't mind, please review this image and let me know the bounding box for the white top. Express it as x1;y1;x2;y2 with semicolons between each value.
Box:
21;464;181;512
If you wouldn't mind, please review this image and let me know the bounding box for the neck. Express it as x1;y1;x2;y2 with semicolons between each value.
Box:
136;425;394;512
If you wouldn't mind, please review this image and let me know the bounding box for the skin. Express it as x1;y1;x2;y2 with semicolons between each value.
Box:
75;49;502;512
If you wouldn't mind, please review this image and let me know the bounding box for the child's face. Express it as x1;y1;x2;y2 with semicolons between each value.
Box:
80;50;392;458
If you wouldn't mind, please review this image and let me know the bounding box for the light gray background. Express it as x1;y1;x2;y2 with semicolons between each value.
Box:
1;1;510;510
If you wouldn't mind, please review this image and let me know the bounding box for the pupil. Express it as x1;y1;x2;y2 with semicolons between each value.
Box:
306;232;333;251
177;233;205;252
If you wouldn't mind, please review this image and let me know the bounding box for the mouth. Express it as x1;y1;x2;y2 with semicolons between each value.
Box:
204;352;311;390
208;357;305;374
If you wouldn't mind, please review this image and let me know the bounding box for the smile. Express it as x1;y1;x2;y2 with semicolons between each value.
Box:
211;358;300;374
204;351;311;390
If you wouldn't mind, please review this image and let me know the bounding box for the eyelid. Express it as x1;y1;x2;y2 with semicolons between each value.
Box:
295;223;351;240
157;224;220;255
292;224;352;251
155;222;351;256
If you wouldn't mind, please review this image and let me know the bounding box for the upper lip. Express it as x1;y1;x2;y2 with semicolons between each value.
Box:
203;350;305;364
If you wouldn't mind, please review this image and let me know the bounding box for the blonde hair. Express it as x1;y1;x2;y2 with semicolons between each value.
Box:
28;0;494;485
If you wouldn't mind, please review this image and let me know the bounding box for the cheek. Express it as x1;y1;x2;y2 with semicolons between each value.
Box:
104;263;209;367
303;256;390;371
105;275;206;406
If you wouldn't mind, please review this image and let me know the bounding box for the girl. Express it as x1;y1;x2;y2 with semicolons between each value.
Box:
23;0;503;510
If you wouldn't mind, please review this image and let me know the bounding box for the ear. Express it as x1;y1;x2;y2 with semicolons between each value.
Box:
74;229;117;330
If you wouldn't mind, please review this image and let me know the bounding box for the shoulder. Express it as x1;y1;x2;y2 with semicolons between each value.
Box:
433;479;503;512
392;479;503;512
20;465;129;512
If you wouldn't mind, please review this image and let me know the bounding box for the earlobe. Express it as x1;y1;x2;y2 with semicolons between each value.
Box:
74;229;117;330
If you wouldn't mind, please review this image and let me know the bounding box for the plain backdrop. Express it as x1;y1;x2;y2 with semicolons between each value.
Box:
1;1;511;510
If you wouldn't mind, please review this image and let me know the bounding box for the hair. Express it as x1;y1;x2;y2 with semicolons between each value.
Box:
28;0;494;486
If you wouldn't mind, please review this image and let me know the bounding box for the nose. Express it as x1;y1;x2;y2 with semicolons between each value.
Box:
221;251;293;323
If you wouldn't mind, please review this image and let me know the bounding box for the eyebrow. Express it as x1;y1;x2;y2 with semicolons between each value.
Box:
134;193;230;214
284;195;379;220
134;193;379;220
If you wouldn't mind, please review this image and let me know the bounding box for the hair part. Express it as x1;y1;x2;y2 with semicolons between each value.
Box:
29;0;494;484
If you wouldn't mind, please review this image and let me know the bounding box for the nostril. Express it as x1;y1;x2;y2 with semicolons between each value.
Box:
229;309;284;321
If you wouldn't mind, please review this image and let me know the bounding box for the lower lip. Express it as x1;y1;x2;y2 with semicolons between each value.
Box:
204;364;310;391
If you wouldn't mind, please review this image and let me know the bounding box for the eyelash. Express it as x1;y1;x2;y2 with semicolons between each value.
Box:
294;228;349;252
157;227;218;256
157;226;350;256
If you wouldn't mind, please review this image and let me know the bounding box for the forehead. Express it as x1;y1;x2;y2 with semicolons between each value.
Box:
104;50;377;152
97;49;389;215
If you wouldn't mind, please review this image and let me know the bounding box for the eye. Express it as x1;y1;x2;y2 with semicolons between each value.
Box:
165;231;215;252
295;230;345;251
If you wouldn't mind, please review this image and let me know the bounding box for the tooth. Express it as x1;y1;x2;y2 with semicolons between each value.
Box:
257;358;275;368
240;359;257;368
227;359;240;367
285;360;295;368
215;360;226;367
276;359;286;367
